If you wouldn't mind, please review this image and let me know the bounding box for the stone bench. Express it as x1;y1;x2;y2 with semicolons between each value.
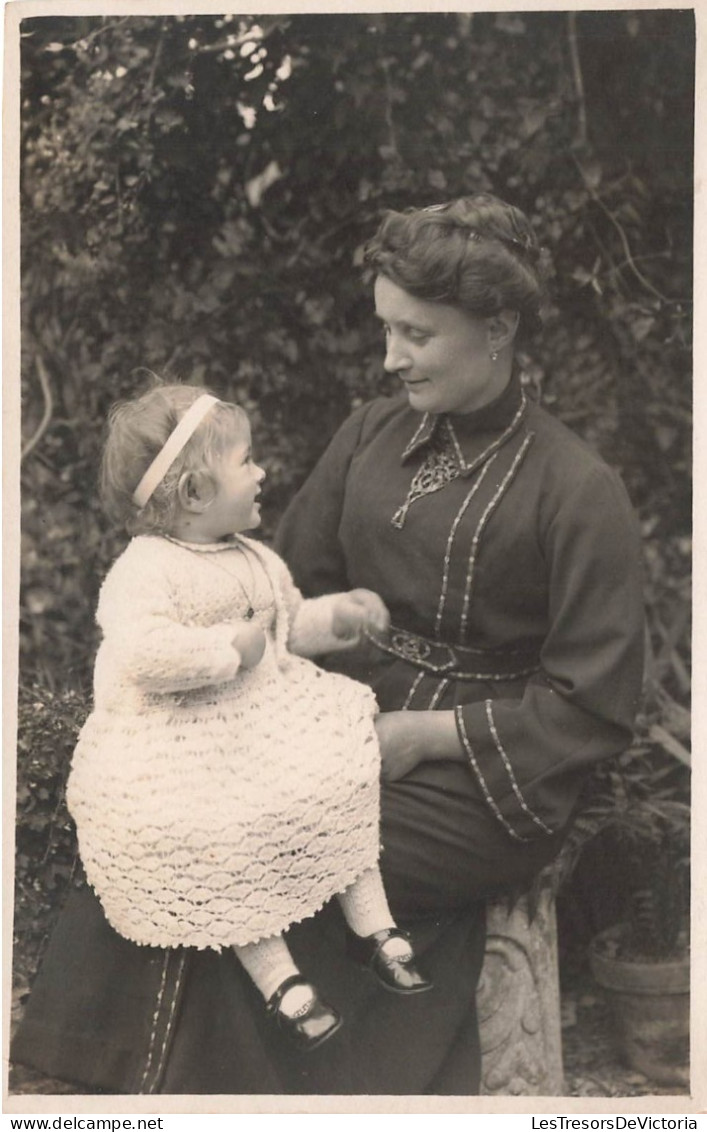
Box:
479;884;563;1095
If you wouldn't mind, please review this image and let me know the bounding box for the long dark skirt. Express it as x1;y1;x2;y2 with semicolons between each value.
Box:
12;761;567;1095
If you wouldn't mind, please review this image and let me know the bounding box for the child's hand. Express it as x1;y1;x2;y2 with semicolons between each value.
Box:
232;621;267;669
332;589;390;643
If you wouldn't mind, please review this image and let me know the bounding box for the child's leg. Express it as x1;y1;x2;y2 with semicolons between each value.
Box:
340;868;433;994
337;866;411;956
235;934;343;1049
234;935;313;1015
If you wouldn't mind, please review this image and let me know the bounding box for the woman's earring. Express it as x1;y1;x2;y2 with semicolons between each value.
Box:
490;351;498;362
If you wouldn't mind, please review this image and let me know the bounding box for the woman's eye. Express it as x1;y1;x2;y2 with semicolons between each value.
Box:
407;330;430;344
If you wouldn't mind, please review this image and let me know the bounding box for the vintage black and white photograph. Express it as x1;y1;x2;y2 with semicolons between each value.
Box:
5;2;696;1109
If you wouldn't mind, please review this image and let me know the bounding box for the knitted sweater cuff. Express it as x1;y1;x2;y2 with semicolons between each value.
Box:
288;594;352;657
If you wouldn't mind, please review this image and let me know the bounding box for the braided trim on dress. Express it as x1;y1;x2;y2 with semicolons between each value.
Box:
484;700;555;836
455;707;526;843
401;670;426;710
392;420;461;529
435;455;499;636
139;953;169;1093
428;678;450;710
460;432;535;636
150;951;187;1094
401;413;434;461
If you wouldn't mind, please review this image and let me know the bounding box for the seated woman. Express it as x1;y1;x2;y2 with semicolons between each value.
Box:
12;193;644;1096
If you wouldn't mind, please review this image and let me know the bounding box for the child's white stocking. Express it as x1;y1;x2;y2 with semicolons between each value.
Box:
233;935;308;1012
337;866;404;945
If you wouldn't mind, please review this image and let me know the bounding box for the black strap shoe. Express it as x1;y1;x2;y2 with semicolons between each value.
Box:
265;975;342;1052
348;927;434;995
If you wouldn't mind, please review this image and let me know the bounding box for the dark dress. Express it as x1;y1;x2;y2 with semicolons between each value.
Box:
12;373;645;1095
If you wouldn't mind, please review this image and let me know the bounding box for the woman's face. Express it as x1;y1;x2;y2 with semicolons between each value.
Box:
374;275;511;415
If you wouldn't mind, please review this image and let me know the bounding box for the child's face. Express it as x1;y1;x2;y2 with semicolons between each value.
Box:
202;435;266;539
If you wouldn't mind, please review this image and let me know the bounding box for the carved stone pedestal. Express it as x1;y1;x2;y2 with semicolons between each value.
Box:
478;887;564;1095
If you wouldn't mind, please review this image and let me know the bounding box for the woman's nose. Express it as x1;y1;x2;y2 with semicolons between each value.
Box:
383;334;411;373
255;464;266;483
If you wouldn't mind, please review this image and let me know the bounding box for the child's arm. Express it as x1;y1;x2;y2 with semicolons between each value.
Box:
329;589;390;643
265;547;389;657
288;587;389;657
96;546;264;693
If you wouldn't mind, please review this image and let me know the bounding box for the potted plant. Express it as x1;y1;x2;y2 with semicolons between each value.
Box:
552;619;691;1088
583;759;690;1089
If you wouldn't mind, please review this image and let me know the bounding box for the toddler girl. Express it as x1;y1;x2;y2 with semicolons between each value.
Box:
67;382;432;1054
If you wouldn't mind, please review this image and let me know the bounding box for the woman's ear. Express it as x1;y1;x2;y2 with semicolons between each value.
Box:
487;310;520;352
176;470;215;513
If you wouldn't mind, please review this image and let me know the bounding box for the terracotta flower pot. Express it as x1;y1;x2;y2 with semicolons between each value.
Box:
589;923;689;1088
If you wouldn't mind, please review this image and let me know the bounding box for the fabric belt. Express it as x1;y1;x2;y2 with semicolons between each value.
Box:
365;625;540;682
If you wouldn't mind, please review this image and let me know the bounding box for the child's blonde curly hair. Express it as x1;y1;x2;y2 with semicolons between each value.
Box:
101;381;250;536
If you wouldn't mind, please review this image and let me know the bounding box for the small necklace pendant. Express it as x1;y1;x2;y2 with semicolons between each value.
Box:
245;607;255;620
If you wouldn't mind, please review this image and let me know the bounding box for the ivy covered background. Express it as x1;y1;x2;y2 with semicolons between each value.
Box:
14;10;692;1050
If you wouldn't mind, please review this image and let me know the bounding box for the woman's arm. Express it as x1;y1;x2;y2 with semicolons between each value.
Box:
452;466;645;842
375;711;464;780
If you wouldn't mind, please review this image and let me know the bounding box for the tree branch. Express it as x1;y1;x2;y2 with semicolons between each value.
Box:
567;12;588;148
70;18;133;51
192;19;287;57
145;20;166;102
380;57;401;159
573;155;685;305
21;356;54;462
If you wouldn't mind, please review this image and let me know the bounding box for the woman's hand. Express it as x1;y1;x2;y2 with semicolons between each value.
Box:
375;712;425;781
232;621;267;669
331;588;390;643
375;710;465;781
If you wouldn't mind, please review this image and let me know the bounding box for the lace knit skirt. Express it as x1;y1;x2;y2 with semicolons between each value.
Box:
67;655;381;949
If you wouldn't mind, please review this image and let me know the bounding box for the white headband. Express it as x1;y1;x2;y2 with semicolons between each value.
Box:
132;394;220;509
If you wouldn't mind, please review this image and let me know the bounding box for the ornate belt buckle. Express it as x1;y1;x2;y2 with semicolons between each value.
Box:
390;630;456;673
391;630;431;664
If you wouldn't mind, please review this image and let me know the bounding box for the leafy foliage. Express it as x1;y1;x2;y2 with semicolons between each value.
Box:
550;532;691;962
15;12;692;967
553;726;690;961
13;685;84;988
19;11;692;685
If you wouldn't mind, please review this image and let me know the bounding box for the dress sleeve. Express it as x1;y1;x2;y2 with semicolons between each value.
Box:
455;466;646;842
275;403;373;596
96;550;243;693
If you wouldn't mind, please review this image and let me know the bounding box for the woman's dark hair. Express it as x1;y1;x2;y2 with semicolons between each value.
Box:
364;193;545;342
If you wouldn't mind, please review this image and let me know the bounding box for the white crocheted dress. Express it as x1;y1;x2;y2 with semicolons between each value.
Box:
67;534;381;950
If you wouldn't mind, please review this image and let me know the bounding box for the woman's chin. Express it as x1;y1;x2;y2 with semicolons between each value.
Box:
404;384;434;411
